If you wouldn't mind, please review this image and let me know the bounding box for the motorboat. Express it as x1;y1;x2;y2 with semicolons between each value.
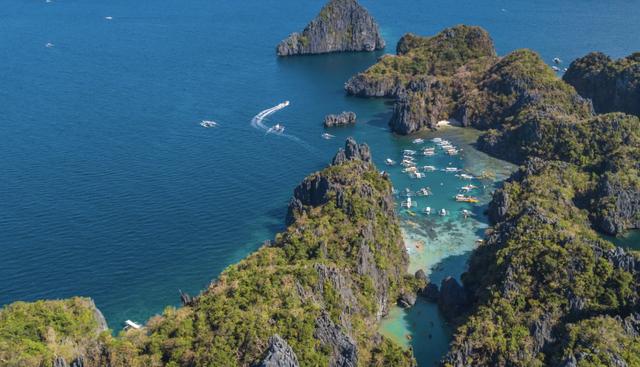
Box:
445;167;460;172
412;172;425;179
268;123;285;134
124;320;142;330
431;138;443;143
412;138;424;144
403;149;416;155
385;158;396;166
105;16;113;20
45;42;55;48
424;207;432;215
423;148;436;156
200;120;218;128
423;165;436;172
458;173;474;180
321;133;335;140
439;208;447;216
445;149;459;156
462;209;475;218
402;166;418;173
553;57;562;64
552;66;560;72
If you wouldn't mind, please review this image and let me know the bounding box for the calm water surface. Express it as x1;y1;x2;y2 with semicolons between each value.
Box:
2;0;639;365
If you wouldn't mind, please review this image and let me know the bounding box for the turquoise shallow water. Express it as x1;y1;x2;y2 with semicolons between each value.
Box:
379;127;515;365
1;0;640;365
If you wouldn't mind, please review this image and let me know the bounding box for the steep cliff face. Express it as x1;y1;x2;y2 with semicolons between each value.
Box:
0;139;416;367
563;52;640;116
345;25;497;133
444;158;640;367
276;0;385;57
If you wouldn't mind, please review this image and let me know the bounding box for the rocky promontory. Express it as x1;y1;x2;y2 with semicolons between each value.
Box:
563;52;640;116
276;0;385;57
0;139;417;367
323;111;356;127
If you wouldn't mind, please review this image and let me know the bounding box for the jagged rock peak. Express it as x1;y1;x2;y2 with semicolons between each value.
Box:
324;111;357;127
256;335;300;367
332;137;372;165
276;0;385;56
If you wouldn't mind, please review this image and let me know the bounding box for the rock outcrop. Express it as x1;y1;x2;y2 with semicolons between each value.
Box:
256;335;300;367
276;0;385;57
437;277;468;321
563;52;640;116
331;136;372;165
324;111;356;127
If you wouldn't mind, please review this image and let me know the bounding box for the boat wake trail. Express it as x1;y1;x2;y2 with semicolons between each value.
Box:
251;102;321;156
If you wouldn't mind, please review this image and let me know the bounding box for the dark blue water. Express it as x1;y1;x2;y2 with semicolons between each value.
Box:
2;0;639;348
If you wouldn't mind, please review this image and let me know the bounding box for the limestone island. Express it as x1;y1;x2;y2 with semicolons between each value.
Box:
276;0;385;57
323;111;357;127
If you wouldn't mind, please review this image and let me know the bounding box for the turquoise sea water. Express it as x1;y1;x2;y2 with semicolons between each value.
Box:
1;0;640;365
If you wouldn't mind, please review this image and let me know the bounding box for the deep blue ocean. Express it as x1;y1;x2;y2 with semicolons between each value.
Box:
1;0;639;363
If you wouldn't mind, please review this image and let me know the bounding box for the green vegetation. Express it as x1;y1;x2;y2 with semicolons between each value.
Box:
0;297;106;367
0;158;415;367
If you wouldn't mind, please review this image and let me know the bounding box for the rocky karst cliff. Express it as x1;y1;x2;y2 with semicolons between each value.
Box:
0;139;417;367
443;155;640;366
276;0;385;56
563;52;640;116
324;111;357;127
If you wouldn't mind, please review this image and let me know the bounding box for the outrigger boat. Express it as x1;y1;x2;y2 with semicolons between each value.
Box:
431;137;443;143
423;165;436;172
403;149;417;155
460;185;478;192
457;173;474;180
416;187;431;196
401;197;417;208
412;172;426;179
445;167;460;172
402;166;418;173
412;138;424;144
423;148;436;156
455;194;479;203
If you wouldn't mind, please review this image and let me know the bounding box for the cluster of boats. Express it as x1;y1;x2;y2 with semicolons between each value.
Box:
432;137;460;155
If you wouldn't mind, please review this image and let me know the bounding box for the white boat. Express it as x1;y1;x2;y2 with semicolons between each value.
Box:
412;172;425;179
417;187;431;196
403;149;416;155
385;158;396;166
462;209;474;218
423;148;436;156
461;185;478;192
412;138;424;144
321;133;335;140
424;207;432;215
552;66;560;72
45;42;54;48
268;123;285;134
124;320;142;330
553;57;562;64
445;167;459;172
445;149;459;156
439;208;447;216
105;16;113;20
200;120;218;128
423;165;436;172
402;167;418;173
401;161;415;168
458;173;474;180
431;138;443;143
401;197;416;208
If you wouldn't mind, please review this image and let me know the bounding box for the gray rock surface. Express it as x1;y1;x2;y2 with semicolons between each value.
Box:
314;312;358;367
324;111;357;127
256;335;300;367
276;0;384;57
331;137;372;165
438;277;468;320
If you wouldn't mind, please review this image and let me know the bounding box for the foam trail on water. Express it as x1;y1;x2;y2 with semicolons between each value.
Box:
251;102;321;156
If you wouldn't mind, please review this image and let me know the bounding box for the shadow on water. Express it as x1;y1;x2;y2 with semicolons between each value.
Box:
403;298;452;367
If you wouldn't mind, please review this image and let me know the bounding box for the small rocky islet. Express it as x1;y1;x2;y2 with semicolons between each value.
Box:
323;111;357;127
2;1;640;366
276;0;385;56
